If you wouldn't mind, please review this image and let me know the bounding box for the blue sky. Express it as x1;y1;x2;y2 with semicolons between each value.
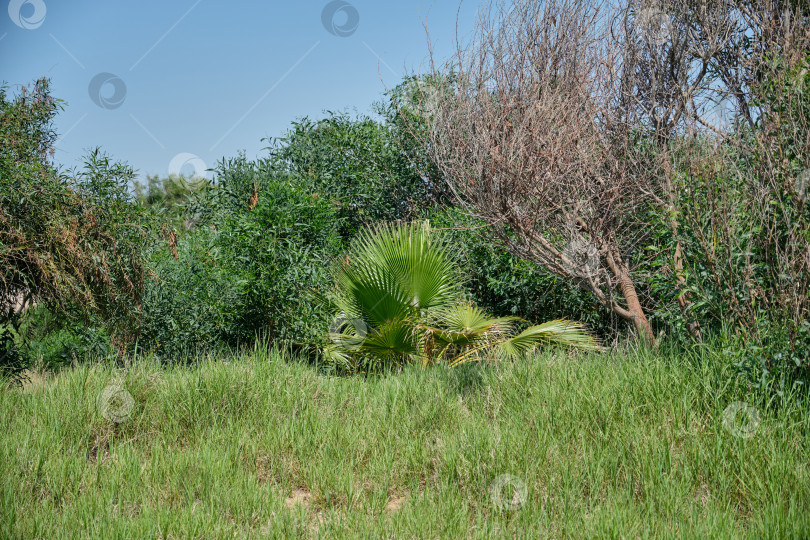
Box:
2;0;477;180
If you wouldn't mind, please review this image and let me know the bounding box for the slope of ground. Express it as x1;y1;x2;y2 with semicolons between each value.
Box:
1;346;808;538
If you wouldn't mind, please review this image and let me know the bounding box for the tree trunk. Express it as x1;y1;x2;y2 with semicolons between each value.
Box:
673;241;702;341
615;268;656;345
604;251;656;346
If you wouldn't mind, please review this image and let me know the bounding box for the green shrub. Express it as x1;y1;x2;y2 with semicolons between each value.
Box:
139;230;238;360
139;161;343;359
427;208;621;339
213;173;343;346
0;323;24;384
1;79;148;377
133;174;210;230
268;112;446;238
15;306;110;369
643;133;810;388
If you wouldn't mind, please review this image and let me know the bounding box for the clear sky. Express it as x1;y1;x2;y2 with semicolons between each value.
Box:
2;0;478;180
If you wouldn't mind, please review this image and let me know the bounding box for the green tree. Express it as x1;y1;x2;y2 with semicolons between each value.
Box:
138;156;344;358
268;112;446;238
1;79;148;377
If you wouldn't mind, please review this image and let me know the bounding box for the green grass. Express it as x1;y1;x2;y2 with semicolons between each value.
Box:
2;345;809;539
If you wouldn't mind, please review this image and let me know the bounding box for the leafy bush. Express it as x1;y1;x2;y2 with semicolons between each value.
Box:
1;79;148;379
212;168;343;346
428;208;623;340
139;229;239;359
139;159;343;359
269;112;446;238
637;49;810;388
133;174;210;230
0;324;24;384
14;306;110;370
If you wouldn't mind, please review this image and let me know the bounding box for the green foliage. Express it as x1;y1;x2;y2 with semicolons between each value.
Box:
0;323;24;384
324;222;599;371
636;135;810;387
375;75;451;203
139;158;343;359
644;50;810;388
722;317;810;393
139;229;238;360
1;79;148;378
212;163;343;346
15;305;110;370
6;72;805;393
269;111;446;238
133;174;211;229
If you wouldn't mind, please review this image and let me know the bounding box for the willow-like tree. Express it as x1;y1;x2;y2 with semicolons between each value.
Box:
0;79;148;353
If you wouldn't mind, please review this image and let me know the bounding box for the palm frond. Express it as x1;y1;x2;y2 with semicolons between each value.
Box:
336;260;412;326
497;319;602;359
341;222;461;315
320;344;353;370
434;303;520;334
357;318;419;363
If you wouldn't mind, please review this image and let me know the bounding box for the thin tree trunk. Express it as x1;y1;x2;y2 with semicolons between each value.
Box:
673;241;702;340
618;272;655;344
605;251;656;345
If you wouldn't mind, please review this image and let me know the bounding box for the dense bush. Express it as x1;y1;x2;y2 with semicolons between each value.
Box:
1;80;148;380
642;51;810;389
138;158;343;359
268;112;446;237
14;306;110;369
211;164;343;347
0;324;24;382
133;174;210;230
139;229;238;359
428;208;622;339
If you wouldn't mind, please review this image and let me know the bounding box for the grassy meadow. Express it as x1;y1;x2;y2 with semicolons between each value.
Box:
2;346;808;539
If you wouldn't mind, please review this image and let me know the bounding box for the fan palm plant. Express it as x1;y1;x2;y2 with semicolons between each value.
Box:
323;221;600;370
